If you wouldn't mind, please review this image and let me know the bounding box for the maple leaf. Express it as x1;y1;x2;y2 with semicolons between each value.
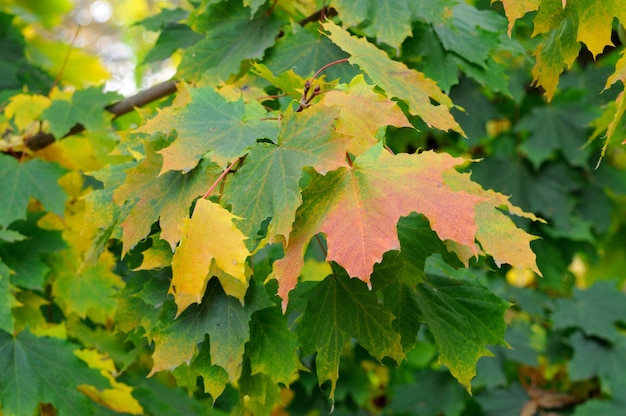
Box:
148;279;272;381
170;199;249;315
113;140;221;255
271;145;485;308
531;7;580;101
41;86;119;138
263;24;357;82
247;307;300;385
551;281;626;343
172;343;228;400
177;0;282;82
222;106;350;245
0;330;108;416
0;214;66;290
297;271;404;401
136;84;278;172
51;254;123;324
319;74;413;155
0;154;67;228
332;0;413;48
323;21;464;135
413;257;509;391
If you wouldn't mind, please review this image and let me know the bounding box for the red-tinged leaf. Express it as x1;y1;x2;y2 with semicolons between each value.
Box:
170;199;249;315
113;141;221;256
222;106;350;245
319;74;413;155
493;0;540;35
271;145;485;308
322;21;464;135
135;84;278;172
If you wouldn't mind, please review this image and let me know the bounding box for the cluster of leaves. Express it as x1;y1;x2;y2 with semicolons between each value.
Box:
1;0;626;415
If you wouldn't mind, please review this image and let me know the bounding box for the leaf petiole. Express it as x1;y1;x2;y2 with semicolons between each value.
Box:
202;157;241;199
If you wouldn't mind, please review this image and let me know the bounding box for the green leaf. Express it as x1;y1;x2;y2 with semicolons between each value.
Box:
403;23;460;93
432;2;505;68
143;23;202;64
172;340;229;399
476;383;530;416
222;106;349;245
297;271;404;400
42;86;119;138
237;363;283;416
0;330;108;416
419;256;509;390
51;256;123;324
551;281;626;343
263;24;357;82
178;0;282;82
332;0;413;48
136;85;278;172
469;158;579;230
0;214;66;289
572;378;626;415
247;307;300;385
323;21;464;135
568;331;626;389
0;154;66;228
389;369;468;416
148;279;272;381
113;140;221;255
517;103;596;168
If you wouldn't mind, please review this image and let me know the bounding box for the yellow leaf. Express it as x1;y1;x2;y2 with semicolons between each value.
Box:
4;94;51;131
76;349;143;415
170;199;249;316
